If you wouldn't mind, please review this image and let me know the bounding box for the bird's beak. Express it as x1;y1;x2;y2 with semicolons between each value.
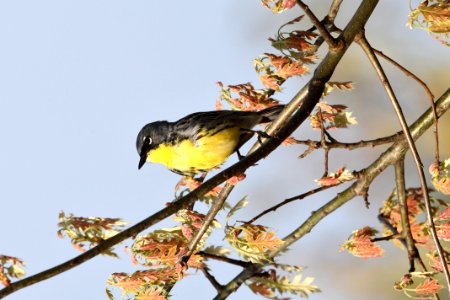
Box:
138;152;147;170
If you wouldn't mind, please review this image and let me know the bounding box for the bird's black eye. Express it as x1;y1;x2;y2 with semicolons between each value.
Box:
143;136;152;145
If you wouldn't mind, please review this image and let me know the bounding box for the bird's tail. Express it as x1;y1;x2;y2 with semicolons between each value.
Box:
259;104;285;123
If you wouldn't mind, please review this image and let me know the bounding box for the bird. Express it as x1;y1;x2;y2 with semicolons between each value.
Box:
136;105;285;176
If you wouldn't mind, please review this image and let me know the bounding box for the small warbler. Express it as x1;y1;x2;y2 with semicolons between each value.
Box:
136;105;284;176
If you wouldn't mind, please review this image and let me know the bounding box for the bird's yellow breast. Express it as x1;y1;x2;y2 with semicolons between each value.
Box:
147;127;241;175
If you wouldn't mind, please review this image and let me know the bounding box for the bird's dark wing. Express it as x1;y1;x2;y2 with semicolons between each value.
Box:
172;105;285;142
173;110;262;141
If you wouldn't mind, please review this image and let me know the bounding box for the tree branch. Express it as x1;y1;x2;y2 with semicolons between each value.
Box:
202;268;223;292
357;35;450;293
371;233;402;242
181;185;233;264
198;252;252;268
291;130;403;150
317;108;330;176
372;47;439;164
215;87;450;299
214;1;382;298
327;0;343;23
376;212;428;273
247;185;333;224
297;0;340;49
395;159;421;272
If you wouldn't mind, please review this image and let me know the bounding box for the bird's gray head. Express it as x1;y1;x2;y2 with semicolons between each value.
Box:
136;121;170;169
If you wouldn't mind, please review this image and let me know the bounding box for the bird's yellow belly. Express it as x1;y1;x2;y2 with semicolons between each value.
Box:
147;127;241;175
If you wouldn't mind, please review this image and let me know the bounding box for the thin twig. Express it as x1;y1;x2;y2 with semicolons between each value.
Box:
372;47;439;164
297;0;340;49
327;0;343;23
317;108;330;176
202;268;223;292
247;185;333;224
292;131;403;150
214;264;262;300
309;0;343;46
182;172;209;210
323;131;338;143
168;186;235;294
298;144;315;159
198;251;252;268
372;49;435;104
371;233;403;242
395;159;420;272
377;213;428;272
358;35;450;293
180;185;234;264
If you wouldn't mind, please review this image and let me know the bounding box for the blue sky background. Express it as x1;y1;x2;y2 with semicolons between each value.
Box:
1;1;449;299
